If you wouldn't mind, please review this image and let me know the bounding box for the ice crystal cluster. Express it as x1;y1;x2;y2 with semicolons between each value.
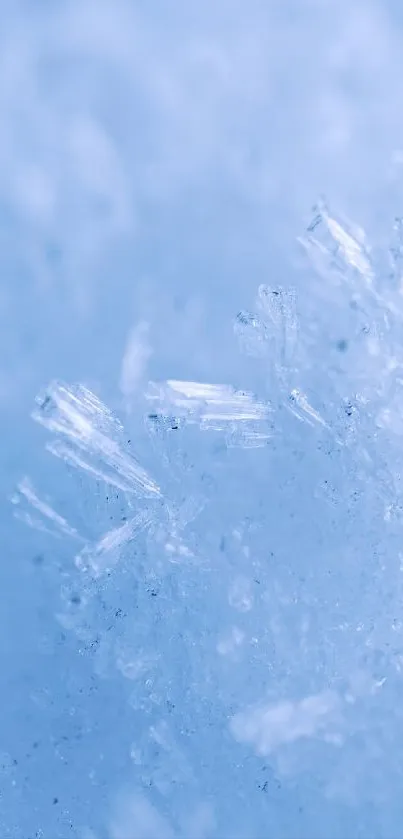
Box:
11;201;403;837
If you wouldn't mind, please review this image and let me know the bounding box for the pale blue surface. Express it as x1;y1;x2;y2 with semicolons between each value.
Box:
2;2;403;837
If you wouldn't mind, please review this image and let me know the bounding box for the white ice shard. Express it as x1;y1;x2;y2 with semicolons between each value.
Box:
287;388;328;429
32;381;161;498
75;509;152;576
146;380;270;430
298;199;374;288
11;476;83;540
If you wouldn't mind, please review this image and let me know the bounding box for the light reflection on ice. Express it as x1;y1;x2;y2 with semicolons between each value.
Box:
11;199;403;835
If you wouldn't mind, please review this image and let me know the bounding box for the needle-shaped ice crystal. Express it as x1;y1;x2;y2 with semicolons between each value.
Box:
299;199;373;288
288;389;328;429
32;381;161;498
75;510;152;576
11;476;83;540
146;380;270;430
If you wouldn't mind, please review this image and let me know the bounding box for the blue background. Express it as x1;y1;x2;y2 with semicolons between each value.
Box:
2;1;403;836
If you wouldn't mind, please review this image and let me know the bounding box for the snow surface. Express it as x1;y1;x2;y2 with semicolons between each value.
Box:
3;1;403;837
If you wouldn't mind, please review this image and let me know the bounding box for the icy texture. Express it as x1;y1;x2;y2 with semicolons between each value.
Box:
6;0;403;834
234;285;298;374
146;380;270;427
74;510;153;578
146;379;272;448
10;200;403;838
11;476;83;541
231;691;342;755
287;389;329;430
298;199;374;289
33;381;161;497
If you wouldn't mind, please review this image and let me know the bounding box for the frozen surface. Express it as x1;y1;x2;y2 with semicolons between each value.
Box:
4;1;403;838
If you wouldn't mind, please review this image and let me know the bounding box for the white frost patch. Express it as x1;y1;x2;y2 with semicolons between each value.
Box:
217;626;245;657
165;536;195;562
116;648;158;681
231;691;340;756
109;792;174;839
180;803;216;839
228;576;254;613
